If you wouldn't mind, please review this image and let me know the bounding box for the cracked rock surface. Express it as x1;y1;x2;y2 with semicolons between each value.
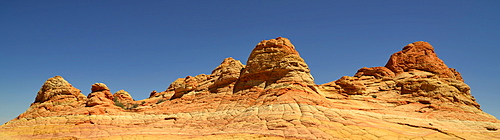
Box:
1;37;499;139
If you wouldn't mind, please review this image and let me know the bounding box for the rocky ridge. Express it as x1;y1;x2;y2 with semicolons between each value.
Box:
1;37;499;139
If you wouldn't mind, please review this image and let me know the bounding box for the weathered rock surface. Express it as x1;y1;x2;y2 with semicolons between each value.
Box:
211;57;245;89
385;41;464;81
1;38;499;140
86;83;114;107
34;75;86;103
235;37;315;92
113;90;133;102
355;67;395;79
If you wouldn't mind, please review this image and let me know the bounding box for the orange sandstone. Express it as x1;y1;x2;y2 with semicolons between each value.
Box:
1;38;498;140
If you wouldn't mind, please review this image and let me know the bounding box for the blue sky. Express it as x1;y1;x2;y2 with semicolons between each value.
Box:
1;1;499;124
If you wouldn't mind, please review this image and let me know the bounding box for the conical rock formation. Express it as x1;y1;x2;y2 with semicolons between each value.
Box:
385;41;463;81
211;57;245;89
352;41;479;109
235;37;315;92
16;76;88;119
34;75;86;103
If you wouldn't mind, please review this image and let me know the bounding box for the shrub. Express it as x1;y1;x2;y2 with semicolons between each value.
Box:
113;97;126;109
113;97;143;110
131;103;139;109
157;99;166;104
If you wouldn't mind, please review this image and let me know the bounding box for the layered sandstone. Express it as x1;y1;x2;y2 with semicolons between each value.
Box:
34;75;86;103
86;83;114;107
235;37;315;92
1;38;499;140
113;90;133;102
385;41;463;81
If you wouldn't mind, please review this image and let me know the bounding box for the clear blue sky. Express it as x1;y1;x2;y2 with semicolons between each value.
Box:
1;1;499;124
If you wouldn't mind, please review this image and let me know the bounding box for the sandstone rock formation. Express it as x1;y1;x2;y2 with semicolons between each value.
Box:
385;41;463;81
1;38;499;140
86;83;114;107
211;57;245;89
34;75;86;103
354;67;395;79
234;37;315;92
113;90;133;102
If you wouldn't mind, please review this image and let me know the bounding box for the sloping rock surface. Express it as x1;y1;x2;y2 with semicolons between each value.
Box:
1;38;499;140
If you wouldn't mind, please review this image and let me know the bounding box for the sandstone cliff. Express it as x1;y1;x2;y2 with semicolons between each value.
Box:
1;37;499;140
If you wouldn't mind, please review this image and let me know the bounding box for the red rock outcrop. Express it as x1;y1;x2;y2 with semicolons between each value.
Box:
86;83;114;107
15;76;88;119
34;75;86;103
1;38;499;140
148;57;245;101
113;90;134;102
235;37;315;92
354;67;395;79
351;41;478;109
210;57;244;89
385;41;463;81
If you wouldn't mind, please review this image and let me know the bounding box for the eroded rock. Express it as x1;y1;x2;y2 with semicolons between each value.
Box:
34;76;86;103
355;67;395;79
113;89;134;102
1;39;498;140
86;83;114;107
385;41;463;81
235;37;315;92
210;57;244;88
